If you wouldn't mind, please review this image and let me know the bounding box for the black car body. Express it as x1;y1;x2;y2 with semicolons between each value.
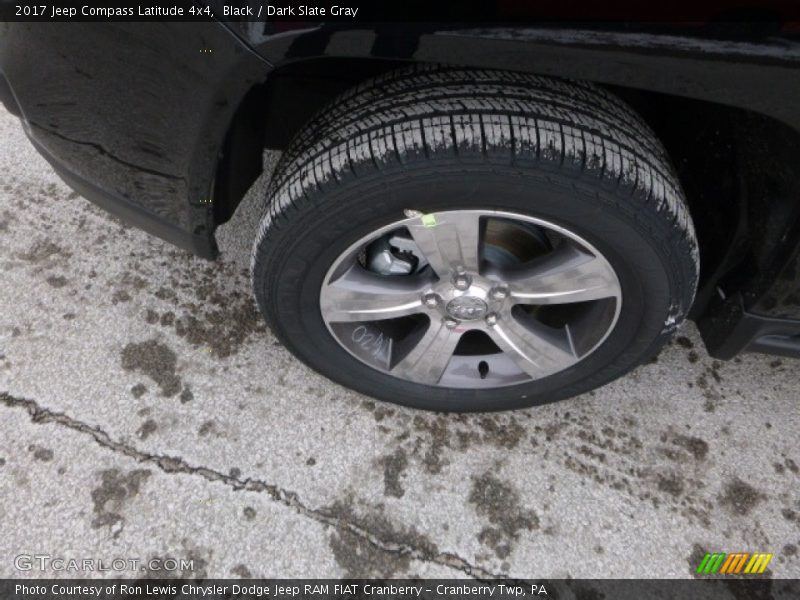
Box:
2;4;800;366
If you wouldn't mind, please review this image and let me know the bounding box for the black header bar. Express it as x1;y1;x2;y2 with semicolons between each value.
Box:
3;1;800;23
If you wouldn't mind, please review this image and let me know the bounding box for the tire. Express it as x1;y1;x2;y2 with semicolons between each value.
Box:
251;65;699;412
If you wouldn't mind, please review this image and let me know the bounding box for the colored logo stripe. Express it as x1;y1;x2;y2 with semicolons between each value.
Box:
697;552;773;575
720;553;749;574
697;553;726;574
744;553;773;574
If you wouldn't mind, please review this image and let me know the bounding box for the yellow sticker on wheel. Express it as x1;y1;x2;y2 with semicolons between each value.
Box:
421;214;437;227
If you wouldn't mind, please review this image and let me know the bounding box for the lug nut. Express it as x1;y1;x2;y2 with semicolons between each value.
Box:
453;269;471;290
485;313;498;327
422;293;439;308
445;318;459;329
490;286;509;301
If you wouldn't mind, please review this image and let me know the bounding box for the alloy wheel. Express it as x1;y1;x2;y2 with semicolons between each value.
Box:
319;210;622;389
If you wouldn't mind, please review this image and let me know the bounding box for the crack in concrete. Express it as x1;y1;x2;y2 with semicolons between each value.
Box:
1;391;513;580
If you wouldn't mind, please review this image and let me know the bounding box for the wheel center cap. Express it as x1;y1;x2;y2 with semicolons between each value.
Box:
445;296;488;321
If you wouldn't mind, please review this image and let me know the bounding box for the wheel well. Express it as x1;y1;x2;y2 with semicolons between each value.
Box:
612;87;800;317
212;58;404;225
213;59;800;321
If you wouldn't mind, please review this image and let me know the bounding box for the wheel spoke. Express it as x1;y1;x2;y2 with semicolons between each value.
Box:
505;246;620;305
321;266;432;322
489;315;578;378
406;211;483;278
390;319;463;384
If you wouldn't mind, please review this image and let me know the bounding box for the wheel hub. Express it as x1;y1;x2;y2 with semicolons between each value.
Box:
445;295;488;321
427;275;504;327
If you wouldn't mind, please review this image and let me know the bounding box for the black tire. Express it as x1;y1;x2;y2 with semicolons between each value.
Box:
252;65;699;412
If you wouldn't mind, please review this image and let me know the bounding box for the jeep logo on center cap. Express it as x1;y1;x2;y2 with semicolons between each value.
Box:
445;296;489;321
